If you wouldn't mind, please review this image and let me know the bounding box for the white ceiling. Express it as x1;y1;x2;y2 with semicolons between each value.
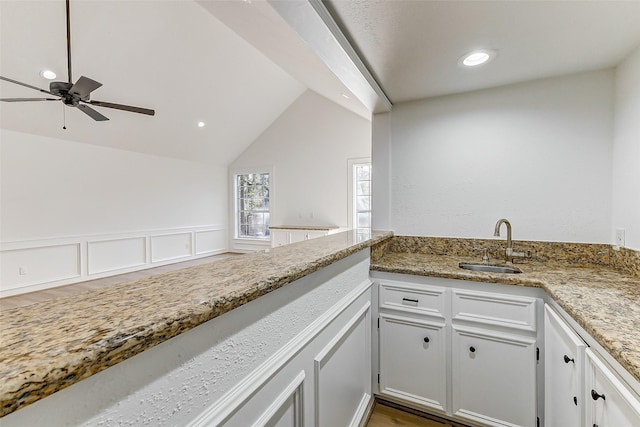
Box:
3;1;640;164
0;0;312;165
325;0;640;103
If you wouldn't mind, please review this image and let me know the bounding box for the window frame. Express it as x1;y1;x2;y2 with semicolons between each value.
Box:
347;158;372;232
230;166;274;249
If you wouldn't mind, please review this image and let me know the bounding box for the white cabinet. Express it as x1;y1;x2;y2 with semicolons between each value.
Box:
585;348;640;427
379;313;447;412
270;227;337;247
289;230;327;244
544;304;586;427
378;280;447;414
451;288;539;427
452;326;537;427
376;277;540;427
271;229;291;247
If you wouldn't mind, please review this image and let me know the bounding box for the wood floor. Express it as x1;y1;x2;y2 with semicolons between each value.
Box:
366;401;466;427
0;252;243;310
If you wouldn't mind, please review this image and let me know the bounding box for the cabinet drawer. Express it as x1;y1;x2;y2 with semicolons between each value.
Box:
452;288;537;332
379;281;446;320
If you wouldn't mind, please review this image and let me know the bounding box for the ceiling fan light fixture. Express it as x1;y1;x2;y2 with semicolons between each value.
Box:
459;49;496;67
40;69;57;80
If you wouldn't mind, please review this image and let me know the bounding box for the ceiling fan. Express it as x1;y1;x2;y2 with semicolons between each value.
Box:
0;0;155;122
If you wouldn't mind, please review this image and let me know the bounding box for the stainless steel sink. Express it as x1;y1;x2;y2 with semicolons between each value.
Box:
459;262;522;274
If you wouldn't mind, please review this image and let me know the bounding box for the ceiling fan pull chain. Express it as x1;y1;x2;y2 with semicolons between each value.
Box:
62;104;67;130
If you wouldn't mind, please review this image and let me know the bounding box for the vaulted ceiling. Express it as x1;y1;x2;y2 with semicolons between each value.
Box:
2;0;639;165
0;0;362;165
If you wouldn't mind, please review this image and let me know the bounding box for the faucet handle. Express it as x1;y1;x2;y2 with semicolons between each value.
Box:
474;248;490;264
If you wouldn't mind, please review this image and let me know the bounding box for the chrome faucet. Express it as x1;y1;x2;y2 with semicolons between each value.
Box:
494;219;528;264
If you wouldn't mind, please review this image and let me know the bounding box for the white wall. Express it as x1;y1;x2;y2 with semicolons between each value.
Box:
373;70;615;243
231;90;371;231
612;45;640;251
1;130;227;295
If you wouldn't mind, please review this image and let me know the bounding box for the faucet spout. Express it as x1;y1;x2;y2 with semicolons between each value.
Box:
494;218;512;250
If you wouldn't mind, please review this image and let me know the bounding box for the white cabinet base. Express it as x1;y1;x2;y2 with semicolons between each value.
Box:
452;325;537;427
585;348;640;427
379;313;447;413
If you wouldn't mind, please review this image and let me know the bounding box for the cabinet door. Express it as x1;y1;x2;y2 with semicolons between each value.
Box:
379;313;447;413
305;230;328;240
544;305;585;427
289;230;307;244
585;349;640;427
271;230;290;247
452;326;537;427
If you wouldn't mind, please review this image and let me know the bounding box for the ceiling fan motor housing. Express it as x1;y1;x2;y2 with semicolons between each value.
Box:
50;81;83;105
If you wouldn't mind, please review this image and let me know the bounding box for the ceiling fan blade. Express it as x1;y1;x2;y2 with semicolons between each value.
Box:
69;76;102;99
1;98;59;102
77;104;109;121
0;76;55;95
88;100;155;116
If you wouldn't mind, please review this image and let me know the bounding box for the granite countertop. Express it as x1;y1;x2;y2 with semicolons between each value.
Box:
371;251;640;386
269;225;340;230
0;230;393;418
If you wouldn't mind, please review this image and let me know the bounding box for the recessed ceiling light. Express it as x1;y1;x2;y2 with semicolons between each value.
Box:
40;69;57;80
459;49;496;67
197;121;206;128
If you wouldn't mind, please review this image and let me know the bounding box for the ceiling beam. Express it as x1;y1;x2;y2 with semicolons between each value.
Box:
268;0;392;114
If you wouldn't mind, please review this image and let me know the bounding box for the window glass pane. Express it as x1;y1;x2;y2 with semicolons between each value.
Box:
236;172;270;239
357;212;371;228
356;196;370;211
356;165;370;181
352;162;372;231
357;181;370;196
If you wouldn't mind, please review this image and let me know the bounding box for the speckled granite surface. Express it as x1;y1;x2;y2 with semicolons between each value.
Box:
269;225;340;230
0;230;392;418
371;237;640;386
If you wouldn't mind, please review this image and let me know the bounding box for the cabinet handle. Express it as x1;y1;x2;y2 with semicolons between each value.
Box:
563;355;575;364
469;346;476;353
591;389;606;401
423;337;430;343
573;396;577;406
402;297;419;303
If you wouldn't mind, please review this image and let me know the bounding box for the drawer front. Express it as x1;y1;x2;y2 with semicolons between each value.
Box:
452;288;537;332
379;281;446;320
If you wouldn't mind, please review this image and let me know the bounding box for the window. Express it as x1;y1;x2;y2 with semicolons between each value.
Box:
353;162;371;233
236;173;270;239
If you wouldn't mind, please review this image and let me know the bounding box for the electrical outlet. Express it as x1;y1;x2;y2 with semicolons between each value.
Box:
616;229;625;247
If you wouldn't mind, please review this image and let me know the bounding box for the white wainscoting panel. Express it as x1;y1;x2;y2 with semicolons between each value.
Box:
1;225;226;297
314;303;371;427
195;229;225;255
1;244;80;291
252;371;305;427
87;237;147;275
151;232;192;263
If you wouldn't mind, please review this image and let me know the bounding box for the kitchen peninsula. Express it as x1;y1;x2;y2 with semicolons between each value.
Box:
1;230;391;426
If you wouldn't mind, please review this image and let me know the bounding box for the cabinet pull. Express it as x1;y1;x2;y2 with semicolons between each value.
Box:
469;346;476;353
423;337;430;343
573;396;577;406
402;297;419;303
563;355;575;364
591;389;606;401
